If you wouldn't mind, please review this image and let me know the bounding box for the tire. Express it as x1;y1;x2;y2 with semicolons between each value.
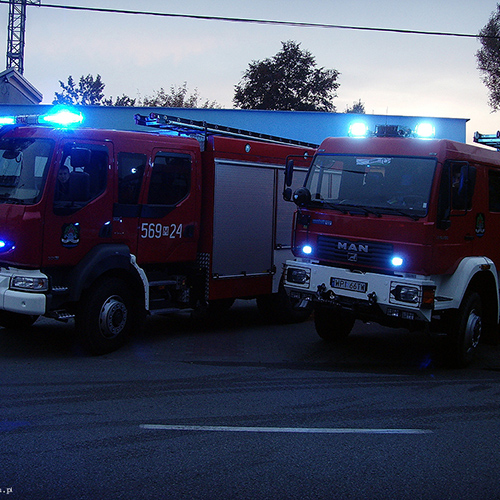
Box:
256;280;313;324
448;292;482;368
75;277;143;355
0;311;38;329
314;305;355;342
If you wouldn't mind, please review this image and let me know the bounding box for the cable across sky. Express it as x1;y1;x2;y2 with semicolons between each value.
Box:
0;0;493;39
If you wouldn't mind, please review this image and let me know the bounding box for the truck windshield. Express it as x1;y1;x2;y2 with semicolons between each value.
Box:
305;154;437;218
0;138;54;205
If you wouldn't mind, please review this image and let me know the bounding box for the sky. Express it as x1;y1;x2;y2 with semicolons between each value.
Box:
0;0;499;143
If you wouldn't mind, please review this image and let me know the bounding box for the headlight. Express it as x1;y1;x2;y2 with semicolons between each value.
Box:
390;283;420;305
10;276;49;292
286;267;310;286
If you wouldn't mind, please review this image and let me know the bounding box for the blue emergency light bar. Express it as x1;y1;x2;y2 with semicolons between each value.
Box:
0;106;83;128
348;121;436;139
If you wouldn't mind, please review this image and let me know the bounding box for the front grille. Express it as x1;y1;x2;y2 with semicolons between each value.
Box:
316;235;393;268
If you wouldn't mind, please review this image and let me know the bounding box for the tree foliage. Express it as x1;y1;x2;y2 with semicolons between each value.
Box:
233;41;340;112
345;99;366;114
53;76;219;108
141;82;220;108
477;4;500;111
53;74;106;106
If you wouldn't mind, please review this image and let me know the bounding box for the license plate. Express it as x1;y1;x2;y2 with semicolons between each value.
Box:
331;277;367;293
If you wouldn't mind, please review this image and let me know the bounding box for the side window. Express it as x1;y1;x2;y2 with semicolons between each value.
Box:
451;162;475;211
489;170;500;212
118;152;146;204
54;143;108;213
147;153;191;205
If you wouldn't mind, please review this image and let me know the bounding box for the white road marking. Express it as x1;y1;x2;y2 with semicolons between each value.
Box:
140;424;432;435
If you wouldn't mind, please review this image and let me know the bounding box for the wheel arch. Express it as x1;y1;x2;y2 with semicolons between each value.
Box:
67;244;146;305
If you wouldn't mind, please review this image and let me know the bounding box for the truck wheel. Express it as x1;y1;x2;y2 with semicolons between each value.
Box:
256;279;313;324
76;277;143;355
448;292;482;368
0;311;38;329
314;305;355;341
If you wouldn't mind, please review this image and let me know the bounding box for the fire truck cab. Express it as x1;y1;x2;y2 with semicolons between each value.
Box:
283;123;500;367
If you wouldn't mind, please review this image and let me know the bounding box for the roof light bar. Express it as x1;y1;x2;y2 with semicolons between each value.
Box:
0;106;84;128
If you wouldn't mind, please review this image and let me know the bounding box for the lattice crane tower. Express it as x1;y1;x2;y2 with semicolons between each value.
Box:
6;0;41;74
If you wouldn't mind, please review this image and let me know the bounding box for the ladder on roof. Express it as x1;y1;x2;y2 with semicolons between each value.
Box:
474;131;500;150
134;112;318;149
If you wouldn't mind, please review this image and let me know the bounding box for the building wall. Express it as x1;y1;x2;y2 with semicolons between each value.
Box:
0;104;468;144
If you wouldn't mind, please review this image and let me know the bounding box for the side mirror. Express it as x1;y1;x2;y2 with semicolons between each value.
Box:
283;187;293;201
293;187;311;206
284;159;294;187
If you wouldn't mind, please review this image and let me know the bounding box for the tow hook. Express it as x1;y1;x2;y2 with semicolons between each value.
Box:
317;283;336;302
367;292;377;305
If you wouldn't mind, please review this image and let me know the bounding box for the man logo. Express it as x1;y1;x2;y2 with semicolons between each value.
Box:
338;242;369;253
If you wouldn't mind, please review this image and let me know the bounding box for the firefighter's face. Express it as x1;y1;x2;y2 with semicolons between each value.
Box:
58;168;69;183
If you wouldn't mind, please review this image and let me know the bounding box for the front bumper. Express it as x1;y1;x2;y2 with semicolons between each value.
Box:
0;268;48;316
284;261;435;323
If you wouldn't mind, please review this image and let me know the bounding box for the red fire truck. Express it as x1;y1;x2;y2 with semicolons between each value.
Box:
0;107;315;354
283;123;500;367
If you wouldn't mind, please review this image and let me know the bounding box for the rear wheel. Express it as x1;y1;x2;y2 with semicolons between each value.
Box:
314;305;355;341
448;292;482;368
76;277;144;355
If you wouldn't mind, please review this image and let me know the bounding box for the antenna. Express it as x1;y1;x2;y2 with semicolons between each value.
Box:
6;0;41;74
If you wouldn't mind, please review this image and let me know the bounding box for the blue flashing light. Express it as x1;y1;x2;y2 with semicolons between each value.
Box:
0;116;16;125
391;256;404;267
302;244;313;255
0;239;15;253
40;107;84;127
348;122;369;138
415;123;435;139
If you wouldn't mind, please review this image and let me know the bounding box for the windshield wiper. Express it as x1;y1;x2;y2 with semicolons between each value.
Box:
338;203;382;218
377;207;421;221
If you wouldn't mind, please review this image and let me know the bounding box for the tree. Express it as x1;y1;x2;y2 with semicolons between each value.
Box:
233;41;340;112
53;74;106;106
142;82;220;108
102;94;137;106
345;99;366;114
477;4;500;111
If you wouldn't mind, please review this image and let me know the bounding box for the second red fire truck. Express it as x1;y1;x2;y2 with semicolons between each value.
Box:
283;123;500;367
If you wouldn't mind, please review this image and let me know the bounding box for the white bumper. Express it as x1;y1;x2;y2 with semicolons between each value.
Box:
284;260;435;322
0;268;47;316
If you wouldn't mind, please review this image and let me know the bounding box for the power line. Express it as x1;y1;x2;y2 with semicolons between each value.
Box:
0;0;493;39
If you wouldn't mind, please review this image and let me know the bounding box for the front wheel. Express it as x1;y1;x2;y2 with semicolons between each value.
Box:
314;305;355;342
448;292;482;368
76;277;144;355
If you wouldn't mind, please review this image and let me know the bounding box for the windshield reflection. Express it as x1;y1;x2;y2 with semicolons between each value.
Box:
305;154;437;218
0;138;53;205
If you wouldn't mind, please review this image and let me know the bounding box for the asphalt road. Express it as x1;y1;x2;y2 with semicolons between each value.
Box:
1;300;500;500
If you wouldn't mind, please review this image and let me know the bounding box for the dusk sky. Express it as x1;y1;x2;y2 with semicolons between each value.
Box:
0;0;498;143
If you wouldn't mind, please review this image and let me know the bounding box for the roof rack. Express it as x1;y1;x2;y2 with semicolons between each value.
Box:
134;113;318;149
474;131;500;150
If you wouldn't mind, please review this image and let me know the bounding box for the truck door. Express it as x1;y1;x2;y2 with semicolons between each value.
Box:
436;161;477;267
136;149;199;265
42;140;112;267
